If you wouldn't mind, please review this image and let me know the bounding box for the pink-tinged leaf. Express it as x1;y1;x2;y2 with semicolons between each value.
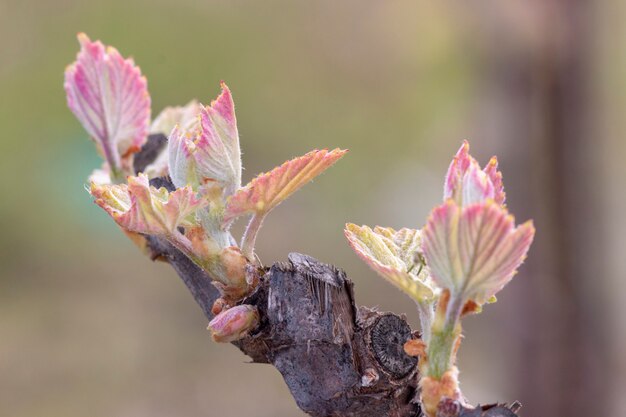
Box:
345;224;436;302
168;124;200;189
421;201;535;304
443;141;506;207
194;83;241;196
146;101;202;178
208;304;259;343
150;100;202;135
483;156;506;205
165;83;241;195
461;160;495;206
224;149;347;223
65;33;151;175
443;141;472;202
90;173;207;235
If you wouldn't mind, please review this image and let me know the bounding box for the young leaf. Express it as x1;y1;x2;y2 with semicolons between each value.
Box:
166;83;241;196
443;141;472;203
373;226;423;269
150;100;202;136
195;83;241;196
90;173;207;235
443;141;505;206
142;149;170;179
224;148;347;224
421;200;535;305
168;123;200;190
142;100;203;179
461;160;495;206
344;224;436;302
65;33;150;178
483;156;505;205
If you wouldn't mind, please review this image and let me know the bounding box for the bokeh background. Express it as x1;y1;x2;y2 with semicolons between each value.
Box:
1;1;624;416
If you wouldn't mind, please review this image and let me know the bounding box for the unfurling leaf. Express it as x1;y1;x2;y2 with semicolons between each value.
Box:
195;83;241;195
208;304;259;343
344;224;436;302
143;100;203;179
421;200;535;305
461;161;495;206
90;173;207;235
443;141;505;206
65;33;150;178
483;156;504;204
372;226;423;269
88;166;113;185
167;83;241;196
168;123;200;190
142;149;170;180
224;149;347;224
150;100;202;135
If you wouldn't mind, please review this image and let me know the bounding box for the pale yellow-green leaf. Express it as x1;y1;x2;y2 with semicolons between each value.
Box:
345;223;436;302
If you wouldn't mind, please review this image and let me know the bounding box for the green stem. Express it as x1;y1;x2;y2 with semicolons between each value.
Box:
241;213;266;261
426;295;463;379
416;300;434;344
166;230;199;263
109;166;126;184
166;230;252;301
199;207;231;249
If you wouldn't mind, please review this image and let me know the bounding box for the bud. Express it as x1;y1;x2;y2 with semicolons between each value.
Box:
461;161;494;205
211;298;229;315
150;100;202;136
443;141;505;206
216;246;249;296
208;305;259;343
420;368;462;417
436;397;462;417
404;339;427;358
144;102;203;179
167;83;241;196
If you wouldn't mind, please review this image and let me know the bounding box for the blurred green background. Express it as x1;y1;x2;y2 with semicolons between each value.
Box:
1;0;624;416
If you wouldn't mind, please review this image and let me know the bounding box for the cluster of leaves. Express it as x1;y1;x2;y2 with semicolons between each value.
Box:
345;141;534;417
65;34;346;342
66;34;535;417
